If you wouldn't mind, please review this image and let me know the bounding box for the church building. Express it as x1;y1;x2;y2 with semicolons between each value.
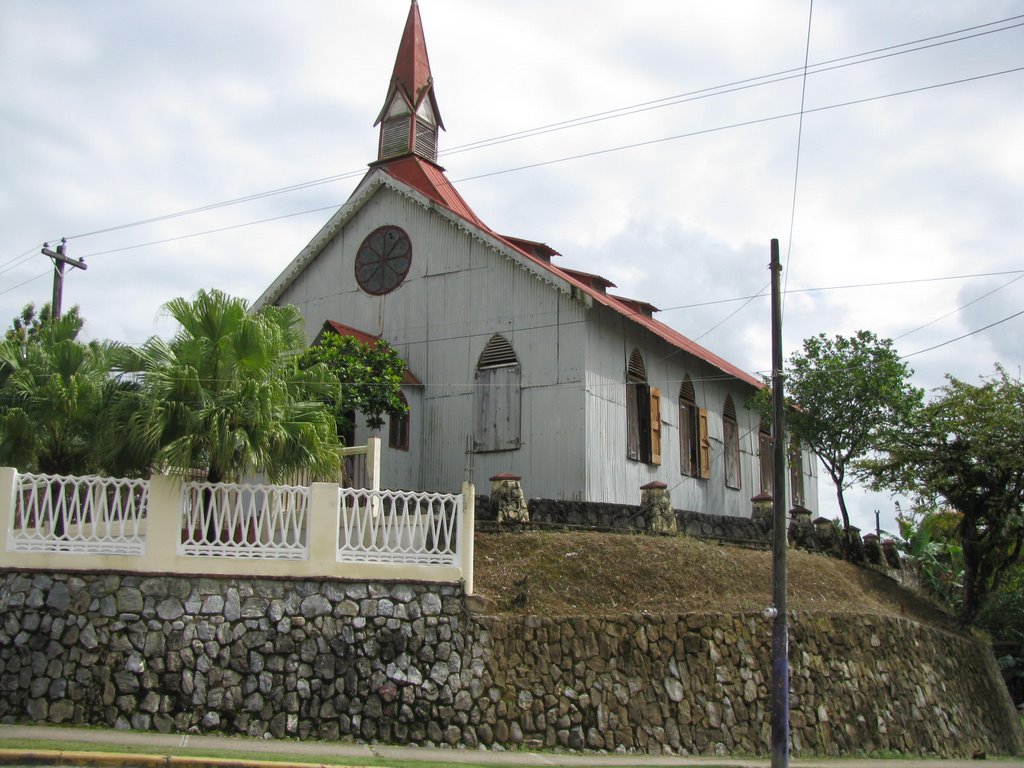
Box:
255;1;818;518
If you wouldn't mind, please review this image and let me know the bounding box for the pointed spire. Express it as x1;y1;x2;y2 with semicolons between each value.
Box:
375;0;444;163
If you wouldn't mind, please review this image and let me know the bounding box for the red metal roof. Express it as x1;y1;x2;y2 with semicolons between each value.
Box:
374;161;762;390
374;0;443;129
376;155;488;229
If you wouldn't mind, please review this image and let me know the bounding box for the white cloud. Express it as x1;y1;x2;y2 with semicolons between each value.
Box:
1;0;1022;532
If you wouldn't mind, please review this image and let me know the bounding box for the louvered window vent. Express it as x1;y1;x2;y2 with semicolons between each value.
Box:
724;395;737;421
415;118;437;161
478;335;518;369
627;349;646;382
381;116;411;159
679;377;696;403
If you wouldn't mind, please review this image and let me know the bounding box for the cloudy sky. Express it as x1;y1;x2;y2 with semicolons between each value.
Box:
2;1;1023;531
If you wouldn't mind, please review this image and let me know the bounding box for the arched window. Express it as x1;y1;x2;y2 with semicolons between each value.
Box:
679;377;709;478
723;395;741;489
626;350;661;464
789;437;806;506
389;392;410;451
758;418;773;493
474;335;521;452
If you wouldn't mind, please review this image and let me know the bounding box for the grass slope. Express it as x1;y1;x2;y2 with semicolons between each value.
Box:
474;530;956;629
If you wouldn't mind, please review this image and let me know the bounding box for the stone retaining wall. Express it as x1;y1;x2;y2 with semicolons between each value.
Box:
1;570;1021;757
479;612;1023;756
482;498;772;545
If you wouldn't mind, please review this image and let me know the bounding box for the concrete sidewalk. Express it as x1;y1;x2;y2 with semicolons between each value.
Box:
0;724;1020;768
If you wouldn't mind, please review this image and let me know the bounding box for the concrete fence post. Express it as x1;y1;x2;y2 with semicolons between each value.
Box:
366;437;381;491
461;481;475;595
0;467;16;552
309;482;340;570
145;474;183;570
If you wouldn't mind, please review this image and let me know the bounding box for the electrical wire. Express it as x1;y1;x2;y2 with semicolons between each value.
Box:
901;307;1024;359
783;0;815;317
894;273;1024;340
26;13;1022;249
440;15;1024;157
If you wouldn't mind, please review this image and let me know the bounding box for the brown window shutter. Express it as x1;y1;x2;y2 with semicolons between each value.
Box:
649;387;662;465
698;408;711;479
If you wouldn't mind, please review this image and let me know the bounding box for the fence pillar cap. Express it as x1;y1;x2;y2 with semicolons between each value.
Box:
641;481;668;490
490;473;521;482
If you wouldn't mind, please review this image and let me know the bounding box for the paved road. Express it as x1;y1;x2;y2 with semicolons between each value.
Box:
0;724;1020;768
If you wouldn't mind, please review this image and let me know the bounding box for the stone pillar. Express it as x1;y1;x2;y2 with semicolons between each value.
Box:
881;538;902;569
813;516;840;555
846;525;866;562
641;481;676;535
490;474;529;524
862;532;884;565
787;505;814;549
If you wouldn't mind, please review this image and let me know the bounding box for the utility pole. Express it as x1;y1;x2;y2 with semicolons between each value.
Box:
769;237;790;768
41;238;87;319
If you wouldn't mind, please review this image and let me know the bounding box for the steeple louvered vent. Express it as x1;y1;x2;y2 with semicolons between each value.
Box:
478;335;518;369
415;118;437;161
381;116;412;159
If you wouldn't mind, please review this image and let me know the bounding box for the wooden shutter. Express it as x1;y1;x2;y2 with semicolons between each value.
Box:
474;365;521;452
649;387;662;465
789;439;805;506
724;418;741;490
679;403;693;475
698;408;711;479
626;381;640;460
759;430;773;493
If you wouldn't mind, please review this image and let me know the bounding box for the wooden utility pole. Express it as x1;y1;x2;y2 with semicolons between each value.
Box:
769;237;790;768
41;238;87;319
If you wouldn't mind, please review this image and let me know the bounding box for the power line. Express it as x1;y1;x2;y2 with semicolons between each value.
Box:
0;246;43;275
902;307;1024;359
894;272;1024;340
56;60;1018;268
24;13;1021;250
440;15;1024;157
75;204;341;260
452;65;1024;186
66;171;368;242
783;0;815;320
0;270;50;298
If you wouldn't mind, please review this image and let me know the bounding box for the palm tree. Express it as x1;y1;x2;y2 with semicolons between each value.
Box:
114;289;341;483
0;310;125;475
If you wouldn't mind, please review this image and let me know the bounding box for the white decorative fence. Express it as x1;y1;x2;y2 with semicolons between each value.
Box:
180;481;310;560
8;472;148;556
0;467;474;590
338;488;461;565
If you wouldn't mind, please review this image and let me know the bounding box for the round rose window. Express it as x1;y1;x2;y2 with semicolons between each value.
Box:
354;225;412;295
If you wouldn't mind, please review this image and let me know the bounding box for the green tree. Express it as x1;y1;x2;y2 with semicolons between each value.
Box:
893;507;964;612
5;301;80;344
298;331;407;438
866;365;1024;624
113;289;341;483
0;308;125;474
752;330;923;536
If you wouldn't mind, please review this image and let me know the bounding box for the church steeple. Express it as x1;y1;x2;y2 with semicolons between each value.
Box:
375;0;444;163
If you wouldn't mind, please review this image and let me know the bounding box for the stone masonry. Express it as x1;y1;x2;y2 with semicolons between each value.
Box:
0;570;1021;757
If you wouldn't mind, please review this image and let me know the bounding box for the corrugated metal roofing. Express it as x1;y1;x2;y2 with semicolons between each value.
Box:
374;158;763;390
380;155;486;229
